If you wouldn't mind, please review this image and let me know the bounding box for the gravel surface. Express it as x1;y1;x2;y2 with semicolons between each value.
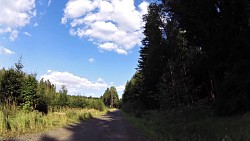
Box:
5;110;149;141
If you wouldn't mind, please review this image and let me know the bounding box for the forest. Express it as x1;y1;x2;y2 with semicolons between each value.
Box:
121;0;250;140
0;59;105;112
0;59;122;137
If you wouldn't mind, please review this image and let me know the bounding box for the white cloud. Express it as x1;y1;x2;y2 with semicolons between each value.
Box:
97;78;104;83
9;30;19;41
62;0;149;55
99;42;118;51
40;70;108;96
115;48;127;55
40;70;125;98
88;58;95;63
116;85;125;95
0;0;36;41
24;32;31;37
0;47;15;55
98;42;128;55
139;1;149;15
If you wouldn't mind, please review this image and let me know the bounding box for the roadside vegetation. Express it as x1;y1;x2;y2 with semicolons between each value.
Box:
0;60;108;138
0;107;106;138
123;107;250;141
122;0;250;140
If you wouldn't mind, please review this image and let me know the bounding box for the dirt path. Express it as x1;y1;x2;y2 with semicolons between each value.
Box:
7;110;148;141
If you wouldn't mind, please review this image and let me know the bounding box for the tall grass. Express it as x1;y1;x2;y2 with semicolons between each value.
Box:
0;106;107;138
123;106;250;141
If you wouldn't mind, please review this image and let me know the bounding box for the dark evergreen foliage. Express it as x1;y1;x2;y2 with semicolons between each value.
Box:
123;0;250;116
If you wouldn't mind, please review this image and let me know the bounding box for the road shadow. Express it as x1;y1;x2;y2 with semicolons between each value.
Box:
63;110;148;141
39;135;58;141
7;110;148;141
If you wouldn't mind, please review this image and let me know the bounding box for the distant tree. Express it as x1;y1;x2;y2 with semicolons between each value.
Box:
57;85;68;107
122;72;144;112
102;86;119;108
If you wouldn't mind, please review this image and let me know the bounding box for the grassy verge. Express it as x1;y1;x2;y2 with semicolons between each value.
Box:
122;106;250;141
0;107;107;138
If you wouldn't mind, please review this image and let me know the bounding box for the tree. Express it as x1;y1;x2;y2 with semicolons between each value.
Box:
162;0;250;115
137;3;168;109
0;68;23;105
122;72;144;112
57;85;68;107
102;86;119;108
20;74;38;111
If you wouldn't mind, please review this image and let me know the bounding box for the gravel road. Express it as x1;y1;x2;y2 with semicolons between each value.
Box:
7;110;148;141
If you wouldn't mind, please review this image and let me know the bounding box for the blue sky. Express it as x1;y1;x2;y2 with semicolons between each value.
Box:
0;0;149;98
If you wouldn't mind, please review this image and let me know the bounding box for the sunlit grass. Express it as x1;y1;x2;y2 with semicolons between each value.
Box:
0;106;107;138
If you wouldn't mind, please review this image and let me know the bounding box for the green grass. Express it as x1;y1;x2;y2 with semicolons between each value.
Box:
122;106;250;141
0;106;107;138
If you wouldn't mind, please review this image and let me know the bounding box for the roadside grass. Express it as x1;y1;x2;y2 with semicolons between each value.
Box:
122;106;250;141
0;106;108;138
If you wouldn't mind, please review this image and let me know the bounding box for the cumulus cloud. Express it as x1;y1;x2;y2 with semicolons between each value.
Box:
0;47;15;55
88;58;95;63
116;85;125;98
62;0;149;55
0;0;36;41
40;70;125;97
40;70;108;96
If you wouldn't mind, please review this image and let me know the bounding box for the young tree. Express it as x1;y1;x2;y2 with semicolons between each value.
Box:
21;74;38;111
57;85;68;107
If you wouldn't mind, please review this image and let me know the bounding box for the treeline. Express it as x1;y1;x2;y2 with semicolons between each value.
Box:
0;60;105;113
122;0;250;115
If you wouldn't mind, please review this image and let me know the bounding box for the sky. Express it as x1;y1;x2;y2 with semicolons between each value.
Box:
0;0;150;98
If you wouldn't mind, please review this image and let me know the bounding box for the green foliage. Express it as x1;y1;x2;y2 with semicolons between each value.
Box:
56;85;68;107
123;0;250;116
162;0;250;114
0;68;23;105
0;60;106;115
138;3;167;109
21;74;38;111
102;86;119;108
86;99;105;111
122;72;144;113
123;107;250;141
0;107;105;138
68;95;87;108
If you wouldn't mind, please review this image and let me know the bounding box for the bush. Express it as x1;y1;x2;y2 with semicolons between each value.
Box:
86;99;105;111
